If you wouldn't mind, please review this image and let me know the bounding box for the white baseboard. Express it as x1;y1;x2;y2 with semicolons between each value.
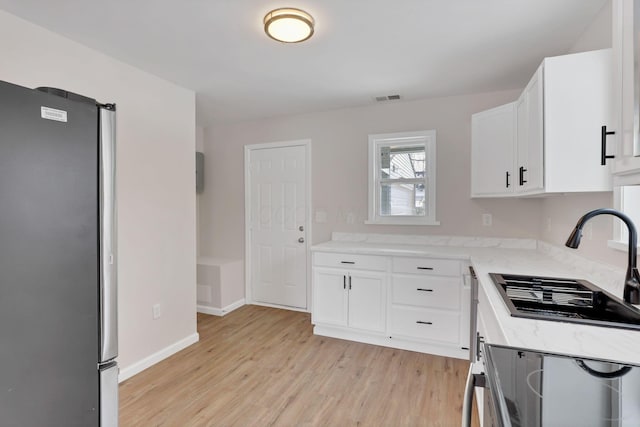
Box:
250;301;309;313
197;298;245;316
118;332;200;383
313;325;469;361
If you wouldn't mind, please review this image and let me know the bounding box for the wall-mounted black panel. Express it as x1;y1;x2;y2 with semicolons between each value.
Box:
196;151;204;194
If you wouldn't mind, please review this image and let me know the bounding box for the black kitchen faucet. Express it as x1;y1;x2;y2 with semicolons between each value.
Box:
566;208;640;304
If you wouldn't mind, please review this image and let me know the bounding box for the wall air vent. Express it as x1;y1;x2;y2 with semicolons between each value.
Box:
374;94;401;102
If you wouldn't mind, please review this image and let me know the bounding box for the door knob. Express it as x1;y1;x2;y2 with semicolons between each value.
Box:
299;225;304;231
298;237;305;243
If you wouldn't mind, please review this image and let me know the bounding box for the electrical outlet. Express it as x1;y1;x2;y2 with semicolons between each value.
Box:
482;213;492;227
152;304;161;320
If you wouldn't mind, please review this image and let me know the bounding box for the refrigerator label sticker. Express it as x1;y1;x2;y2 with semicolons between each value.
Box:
40;106;68;123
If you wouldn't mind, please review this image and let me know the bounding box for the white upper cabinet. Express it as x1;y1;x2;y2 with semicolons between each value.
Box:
543;49;613;193
611;0;640;184
471;103;516;196
471;48;613;197
516;64;544;194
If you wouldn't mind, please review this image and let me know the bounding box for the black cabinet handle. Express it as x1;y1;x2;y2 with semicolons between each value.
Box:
416;321;433;325
417;288;433;292
340;261;355;265
519;166;528;186
417;267;434;271
343;275;346;289
348;275;352;290
601;125;615;165
506;171;510;188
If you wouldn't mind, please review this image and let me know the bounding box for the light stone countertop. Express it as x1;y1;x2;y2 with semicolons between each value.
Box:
311;234;640;366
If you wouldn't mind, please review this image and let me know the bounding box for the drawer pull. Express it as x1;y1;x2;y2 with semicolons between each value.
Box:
416;321;433;325
417;267;434;270
416;288;433;292
341;261;355;264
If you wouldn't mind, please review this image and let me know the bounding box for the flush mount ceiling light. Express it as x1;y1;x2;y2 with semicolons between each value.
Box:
264;8;314;43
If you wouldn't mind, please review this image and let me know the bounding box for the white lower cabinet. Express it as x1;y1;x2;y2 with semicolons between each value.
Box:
348;271;386;332
312;269;348;326
312;251;470;360
390;258;467;350
312;267;386;333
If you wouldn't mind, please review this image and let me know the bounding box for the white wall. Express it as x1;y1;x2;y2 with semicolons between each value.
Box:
570;0;612;54
0;11;198;377
196;126;205;152
198;0;625;303
200;89;542;262
540;193;622;266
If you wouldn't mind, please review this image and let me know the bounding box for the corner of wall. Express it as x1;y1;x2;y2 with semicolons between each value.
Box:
568;0;612;53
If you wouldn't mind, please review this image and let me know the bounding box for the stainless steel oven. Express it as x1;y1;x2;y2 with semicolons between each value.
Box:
469;267;479;361
462;341;500;427
464;343;640;427
462;266;492;426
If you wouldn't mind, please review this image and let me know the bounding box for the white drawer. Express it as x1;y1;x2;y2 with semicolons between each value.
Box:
313;252;388;271
392;275;461;310
392;257;461;276
390;307;460;344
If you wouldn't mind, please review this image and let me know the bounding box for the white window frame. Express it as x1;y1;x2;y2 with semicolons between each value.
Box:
366;130;439;226
608;185;640;252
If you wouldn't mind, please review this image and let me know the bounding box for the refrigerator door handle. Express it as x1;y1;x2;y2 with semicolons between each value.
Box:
99;106;118;362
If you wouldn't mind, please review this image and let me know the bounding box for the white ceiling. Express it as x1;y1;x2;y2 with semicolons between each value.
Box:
0;0;608;125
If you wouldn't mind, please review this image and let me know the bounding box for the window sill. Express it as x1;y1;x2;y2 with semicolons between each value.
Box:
365;219;441;226
607;240;640;252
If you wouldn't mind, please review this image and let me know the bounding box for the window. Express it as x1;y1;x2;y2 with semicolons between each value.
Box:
609;185;640;251
367;130;438;225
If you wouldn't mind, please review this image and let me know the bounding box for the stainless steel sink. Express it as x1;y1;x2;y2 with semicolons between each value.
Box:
489;273;640;330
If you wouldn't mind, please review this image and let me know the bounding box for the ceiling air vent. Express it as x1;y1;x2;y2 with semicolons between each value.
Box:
374;94;401;102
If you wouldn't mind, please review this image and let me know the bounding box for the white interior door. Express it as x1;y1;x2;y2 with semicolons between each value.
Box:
248;143;308;309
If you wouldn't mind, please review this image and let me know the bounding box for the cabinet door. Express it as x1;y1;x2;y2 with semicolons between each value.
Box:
471;103;516;197
312;268;348;326
347;271;386;333
516;93;528;190
517;66;544;194
612;0;640;180
526;67;544;191
544;49;613;192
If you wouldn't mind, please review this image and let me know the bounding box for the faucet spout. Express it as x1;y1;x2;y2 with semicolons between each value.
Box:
565;208;640;305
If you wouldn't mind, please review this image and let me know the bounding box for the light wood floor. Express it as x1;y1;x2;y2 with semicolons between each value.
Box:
119;305;479;426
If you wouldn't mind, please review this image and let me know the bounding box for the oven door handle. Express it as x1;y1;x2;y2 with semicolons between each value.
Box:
468;267;478;361
462;365;486;427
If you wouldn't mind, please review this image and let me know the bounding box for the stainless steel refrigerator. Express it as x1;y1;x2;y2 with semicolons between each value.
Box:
0;79;118;426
